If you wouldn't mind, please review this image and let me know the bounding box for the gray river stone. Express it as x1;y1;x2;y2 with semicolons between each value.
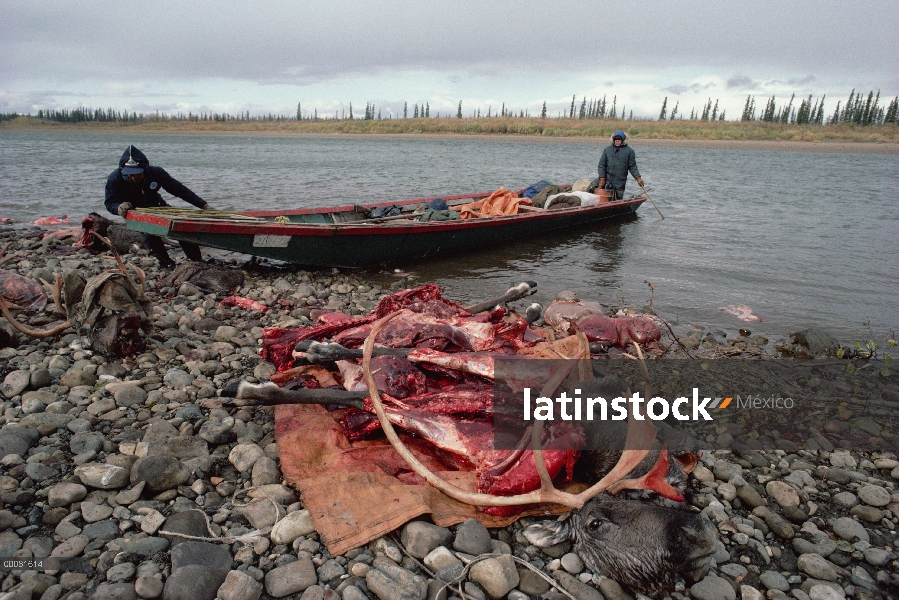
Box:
453;518;492;555
831;517;870;543
70;432;105;454
691;573;736;600
130;455;190;491
265;557;319;598
163;564;222;600
0;431;32;459
1;370;31;398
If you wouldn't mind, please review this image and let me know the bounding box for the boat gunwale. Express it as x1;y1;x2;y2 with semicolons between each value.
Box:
126;193;646;237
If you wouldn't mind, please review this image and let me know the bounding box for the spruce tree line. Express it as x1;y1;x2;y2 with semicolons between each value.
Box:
34;107;294;123
562;94;622;120
25;88;899;125
733;90;897;125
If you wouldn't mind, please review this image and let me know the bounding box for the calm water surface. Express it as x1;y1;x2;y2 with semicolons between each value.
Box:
1;130;896;342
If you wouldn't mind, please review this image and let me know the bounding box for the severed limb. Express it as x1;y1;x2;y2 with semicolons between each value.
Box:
219;380;367;409
293;340;411;364
464;281;538;314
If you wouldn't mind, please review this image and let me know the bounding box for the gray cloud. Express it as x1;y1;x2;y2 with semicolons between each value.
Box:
788;75;817;86
3;1;896;85
1;0;895;115
726;75;759;90
663;82;716;95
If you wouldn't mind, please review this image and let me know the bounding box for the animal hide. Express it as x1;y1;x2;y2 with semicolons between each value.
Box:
74;212;146;254
0;270;48;311
159;262;245;294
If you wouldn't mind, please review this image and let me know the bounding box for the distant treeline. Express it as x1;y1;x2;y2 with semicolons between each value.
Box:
674;89;898;126
17;88;899;127
32;107;294;124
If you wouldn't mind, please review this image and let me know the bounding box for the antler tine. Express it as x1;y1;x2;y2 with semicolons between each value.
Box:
607;442;685;501
92;233;128;275
623;341;652;401
0;242;14;268
0;295;73;339
39;273;66;319
530;349;584;492
568;407;657;505
128;263;146;291
362;311;583;509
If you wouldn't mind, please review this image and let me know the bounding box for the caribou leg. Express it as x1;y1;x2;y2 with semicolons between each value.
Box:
220;381;367;409
464;281;538;314
293;340;411;364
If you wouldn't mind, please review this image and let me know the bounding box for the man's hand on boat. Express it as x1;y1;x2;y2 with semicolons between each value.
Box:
117;202;133;217
201;204;219;211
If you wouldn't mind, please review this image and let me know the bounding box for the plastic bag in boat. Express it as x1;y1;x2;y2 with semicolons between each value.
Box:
369;205;403;219
521;180;553;199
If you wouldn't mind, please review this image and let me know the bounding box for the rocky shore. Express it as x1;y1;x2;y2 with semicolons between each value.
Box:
0;226;897;600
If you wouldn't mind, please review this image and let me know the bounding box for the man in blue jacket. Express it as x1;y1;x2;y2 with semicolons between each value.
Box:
105;145;217;268
597;130;644;199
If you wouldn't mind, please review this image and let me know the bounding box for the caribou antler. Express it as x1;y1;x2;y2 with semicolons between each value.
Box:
0;295;73;338
40;273;67;319
92;233;145;291
362;311;662;510
0;242;17;268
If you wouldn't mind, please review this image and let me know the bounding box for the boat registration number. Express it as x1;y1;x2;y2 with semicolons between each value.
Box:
253;235;291;248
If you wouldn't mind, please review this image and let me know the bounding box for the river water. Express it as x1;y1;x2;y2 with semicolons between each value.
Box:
0;130;896;343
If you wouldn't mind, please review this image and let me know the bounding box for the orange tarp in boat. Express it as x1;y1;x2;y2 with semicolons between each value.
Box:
458;187;533;219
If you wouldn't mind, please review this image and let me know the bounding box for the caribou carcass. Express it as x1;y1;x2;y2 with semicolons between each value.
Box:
356;312;718;597
250;285;716;596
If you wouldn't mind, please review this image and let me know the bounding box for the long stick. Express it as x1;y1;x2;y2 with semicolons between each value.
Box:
639;183;665;219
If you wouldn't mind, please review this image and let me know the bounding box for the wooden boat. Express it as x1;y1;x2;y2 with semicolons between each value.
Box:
124;187;646;268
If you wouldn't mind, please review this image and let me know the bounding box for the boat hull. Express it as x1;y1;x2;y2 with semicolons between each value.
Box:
125;193;645;268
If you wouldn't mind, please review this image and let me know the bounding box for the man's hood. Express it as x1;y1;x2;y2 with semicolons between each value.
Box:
610;130;628;145
119;145;150;173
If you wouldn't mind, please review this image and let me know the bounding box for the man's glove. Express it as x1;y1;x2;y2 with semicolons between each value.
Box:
117;202;134;217
201;204;218;212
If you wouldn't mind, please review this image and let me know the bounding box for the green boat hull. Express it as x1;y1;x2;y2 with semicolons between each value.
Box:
125;193;645;268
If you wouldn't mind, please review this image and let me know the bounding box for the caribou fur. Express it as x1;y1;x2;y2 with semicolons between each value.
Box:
524;495;718;597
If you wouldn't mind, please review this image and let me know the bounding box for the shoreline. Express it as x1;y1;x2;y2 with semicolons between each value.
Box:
0;228;897;599
4;124;898;154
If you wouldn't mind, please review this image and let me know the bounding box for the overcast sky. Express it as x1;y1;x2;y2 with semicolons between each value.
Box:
2;0;897;120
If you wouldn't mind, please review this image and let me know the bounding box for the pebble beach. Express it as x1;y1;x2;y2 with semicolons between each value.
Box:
0;224;897;600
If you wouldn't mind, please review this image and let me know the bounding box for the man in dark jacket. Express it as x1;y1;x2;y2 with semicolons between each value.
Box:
105;145;216;268
596;130;644;199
